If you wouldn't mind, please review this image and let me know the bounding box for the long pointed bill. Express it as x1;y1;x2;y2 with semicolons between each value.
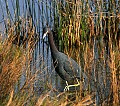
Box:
43;31;48;39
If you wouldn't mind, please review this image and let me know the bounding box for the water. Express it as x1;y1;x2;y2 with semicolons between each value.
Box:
0;0;119;105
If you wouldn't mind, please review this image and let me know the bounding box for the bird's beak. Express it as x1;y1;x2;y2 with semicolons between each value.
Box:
43;31;48;39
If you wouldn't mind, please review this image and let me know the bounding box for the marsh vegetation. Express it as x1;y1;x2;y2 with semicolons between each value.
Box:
0;0;119;106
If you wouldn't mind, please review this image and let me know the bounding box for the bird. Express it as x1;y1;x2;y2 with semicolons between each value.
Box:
43;25;88;91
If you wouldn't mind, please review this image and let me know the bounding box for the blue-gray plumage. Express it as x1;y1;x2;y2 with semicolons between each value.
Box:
43;26;88;91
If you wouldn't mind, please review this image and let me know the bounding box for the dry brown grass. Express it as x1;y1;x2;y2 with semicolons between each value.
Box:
0;18;38;105
56;1;120;105
0;1;119;105
109;38;120;106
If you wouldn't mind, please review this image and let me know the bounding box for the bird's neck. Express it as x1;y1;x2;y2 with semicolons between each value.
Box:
48;31;58;53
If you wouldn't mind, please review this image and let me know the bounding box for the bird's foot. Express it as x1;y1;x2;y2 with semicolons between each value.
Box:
64;79;80;92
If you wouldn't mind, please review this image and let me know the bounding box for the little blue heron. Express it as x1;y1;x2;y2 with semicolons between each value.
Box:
43;25;88;91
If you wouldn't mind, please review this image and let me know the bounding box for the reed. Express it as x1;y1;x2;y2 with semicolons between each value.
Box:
0;17;39;105
109;37;119;106
55;0;120;105
0;0;119;105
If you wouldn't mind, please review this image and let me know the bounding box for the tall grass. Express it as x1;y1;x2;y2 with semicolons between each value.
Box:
0;0;119;106
55;0;120;105
0;17;38;105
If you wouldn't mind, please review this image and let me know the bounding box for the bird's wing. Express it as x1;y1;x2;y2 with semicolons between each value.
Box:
59;52;81;79
58;52;88;90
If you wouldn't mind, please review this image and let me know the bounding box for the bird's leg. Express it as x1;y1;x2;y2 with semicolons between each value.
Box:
64;81;69;91
64;79;80;92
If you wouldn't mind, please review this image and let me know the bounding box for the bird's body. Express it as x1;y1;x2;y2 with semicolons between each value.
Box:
43;26;88;90
52;51;83;82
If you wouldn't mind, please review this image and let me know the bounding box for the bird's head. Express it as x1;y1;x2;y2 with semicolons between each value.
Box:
43;25;51;39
